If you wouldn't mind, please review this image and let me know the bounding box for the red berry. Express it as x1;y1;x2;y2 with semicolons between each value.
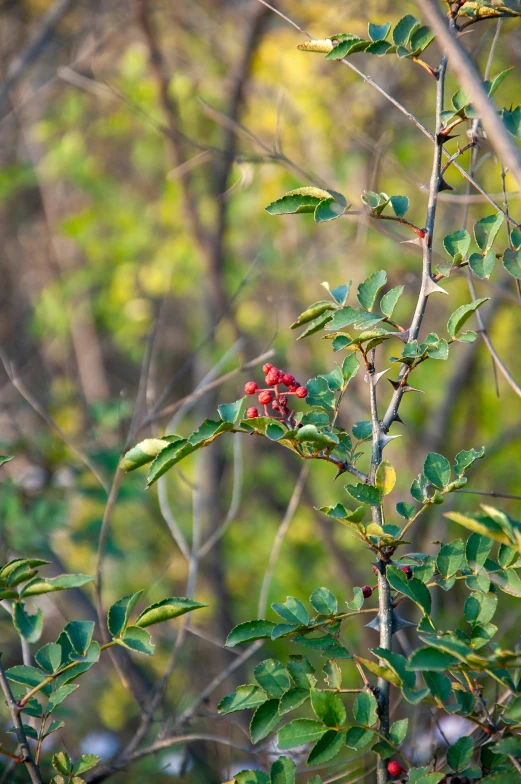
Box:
362;585;373;598
246;407;259;419
279;395;287;407
288;383;300;393
258;390;274;405
401;566;413;579
262;363;273;374
244;381;258;395
387;761;403;778
265;371;279;386
295;386;308;399
281;373;295;387
272;402;280;412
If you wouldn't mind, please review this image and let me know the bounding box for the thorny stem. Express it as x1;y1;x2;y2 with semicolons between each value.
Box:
382;55;448;433
0;656;43;784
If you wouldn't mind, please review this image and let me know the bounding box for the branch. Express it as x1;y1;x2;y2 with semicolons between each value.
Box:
416;0;521;191
0;0;79;118
0;656;43;784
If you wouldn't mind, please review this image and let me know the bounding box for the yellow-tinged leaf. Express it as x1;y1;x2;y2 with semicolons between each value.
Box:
445;512;514;548
297;39;334;53
375;460;396;496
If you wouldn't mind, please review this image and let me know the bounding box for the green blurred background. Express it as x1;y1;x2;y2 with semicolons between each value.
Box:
1;0;521;780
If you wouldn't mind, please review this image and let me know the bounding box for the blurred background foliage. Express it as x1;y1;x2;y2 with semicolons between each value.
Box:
1;0;521;781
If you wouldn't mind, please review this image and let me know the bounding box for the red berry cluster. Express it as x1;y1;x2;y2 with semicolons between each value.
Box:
244;363;308;421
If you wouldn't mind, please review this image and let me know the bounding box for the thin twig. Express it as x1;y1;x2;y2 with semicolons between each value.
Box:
258;463;309;617
0;656;42;784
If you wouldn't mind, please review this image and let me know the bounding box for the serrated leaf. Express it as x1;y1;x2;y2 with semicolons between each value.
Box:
72;755;100;776
406;647;459;671
368;22;391;41
254;659;291;698
218;684;267;715
135;597;207;627
310;689;346;727
291;301;335;329
341;353;360;382
347;482;381;506
437;540;465;579
272;597;309;626
469;250;495;279
357;270;387;311
13;603;44;643
386;566;431;615
503;248;521;279
266;187;331;215
345;726;375;750
454;447;485;476
389;195;409;217
270;756;296;784
295;425;338;449
393;15;420;47
423;452;451;489
35;643;62;674
277;719;326;750
119;438;171;472
307;729;344;764
409;25;434;54
279;687;309;714
53;752;73;775
47;684;79;714
117;625;154;655
250;698;281;743
389;718;408;746
218;398;244;423
226;620;276;647
396;502;416;520
108;591;143;638
353;690;378;726
447;736;474;772
234;771;270;784
504;106;521;139
310;587;337;616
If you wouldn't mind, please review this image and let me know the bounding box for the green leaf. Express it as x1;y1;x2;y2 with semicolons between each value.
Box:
310;689;346;727
389;718;409;745
305;376;336;410
323;660;342;690
408;769;445;784
250;698;281;743
35;643;62;674
218;398;244;423
469;250;496;279
226;620;276;647
386;566;431;615
389;195;409;217
424;452;451;489
291;301;335;329
437;540;465;579
53;752;73;775
454;447;485;476
406;647;459;671
503;248;521;279
357;270;387;311
393;15;420;46
47;684;79;714
352;420;372;440
492;736;521;757
21;573;94;597
396;502;416;520
13;602;44;643
108;591;143;638
448;736;474;771
424;671;452;702
234;771;270;784
345;726;375;750
295;425;338;450
447;298;488;339
0;455;13;466
72;755;100;776
309;587;337;616
380;286;404;318
254;659;291;698
409;25;434;54
265;422;287;441
342;353;360;382
375;460;396;496
117;625;155;655
218;684;268;715
307;730;344;764
368;22;391;41
346;482;381;506
287;656;316;690
277;719;326;750
272;597;309;626
279;687;310;714
265;187;347;222
444;229;471;259
6;664;49;692
466;533;493;570
135;597;207;627
270;757;296;784
327;282;351;305
512;227;521;250
353;690;378;726
504;106;521;139
369;648;415;689
119;438;171;471
63;620;94;657
474;213;504;252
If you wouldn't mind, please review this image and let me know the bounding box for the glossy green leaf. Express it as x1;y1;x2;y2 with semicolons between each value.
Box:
390;195;409;217
447;736;474;771
346;482;381;506
108;591;143;638
503;248;521;279
474;213;504;252
72;755;100;776
424;452;451;489
310;587;337;616
287;656;317;690
368;22;391;41
310;689;346;727
396;502;416;520
13;603;44;643
393;15;420;46
386;566;431;615
119;438;171;471
504;106;521;138
135;597;207;627
424;671;452;702
117;625;154;655
277;719;326;750
294;425;338;449
218;398;244;423
226;620;276;647
47;684;79;714
218;684;267;715
21;573;94;597
437;539;465;579
270;757;296;784
250;698;281;743
406;647;459;671
234;771;270;784
279;687;310;714
380;286;404;318
469;249;496;279
353;690;378;726
466;533;493;570
272;597;309;626
345;726;375;750
35;643;62;674
307;729;344;764
447;298;488;339
254;659;291;698
52;752;73;775
444;229;470;259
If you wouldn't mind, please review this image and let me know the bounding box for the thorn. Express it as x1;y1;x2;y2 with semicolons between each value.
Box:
393;413;406;425
441;133;460;141
381;433;401;449
364;367;390;385
393;330;410;344
365;610;417;633
401;237;422;246
424;277;448;296
388;379;400;390
438;177;454;192
402;384;424;394
334;466;346;481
